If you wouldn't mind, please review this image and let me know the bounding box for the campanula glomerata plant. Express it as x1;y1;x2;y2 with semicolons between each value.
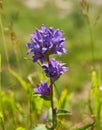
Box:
26;25;69;130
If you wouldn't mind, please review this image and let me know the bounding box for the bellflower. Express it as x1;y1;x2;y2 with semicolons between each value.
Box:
34;81;51;100
42;58;68;83
26;24;67;63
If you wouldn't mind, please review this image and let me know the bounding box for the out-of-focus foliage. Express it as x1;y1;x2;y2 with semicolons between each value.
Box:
0;0;102;129
88;68;102;129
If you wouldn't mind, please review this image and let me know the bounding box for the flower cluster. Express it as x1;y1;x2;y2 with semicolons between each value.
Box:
34;81;51;100
26;25;68;98
26;25;67;63
43;58;68;83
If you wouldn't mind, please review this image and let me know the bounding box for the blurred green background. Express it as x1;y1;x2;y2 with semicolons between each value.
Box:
0;0;102;129
1;0;102;90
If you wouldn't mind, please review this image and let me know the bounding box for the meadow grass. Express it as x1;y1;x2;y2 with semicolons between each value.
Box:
1;0;102;91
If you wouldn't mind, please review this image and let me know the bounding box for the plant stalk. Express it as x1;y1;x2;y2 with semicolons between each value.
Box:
0;14;9;68
88;21;95;62
50;83;55;129
48;56;55;130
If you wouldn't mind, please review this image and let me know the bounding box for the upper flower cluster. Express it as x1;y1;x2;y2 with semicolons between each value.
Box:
43;58;68;83
26;25;67;63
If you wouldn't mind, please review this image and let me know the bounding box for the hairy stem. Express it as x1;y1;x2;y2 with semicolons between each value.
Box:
50;83;55;129
47;57;55;129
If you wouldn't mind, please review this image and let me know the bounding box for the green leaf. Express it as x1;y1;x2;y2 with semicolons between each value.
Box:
31;124;48;130
0;112;5;130
34;97;43;114
58;88;68;108
90;69;102;123
9;68;31;92
0;112;4;124
75;122;95;130
16;127;26;130
57;88;73;108
16;103;24;114
57;109;72;116
33;93;50;100
46;108;57;129
46;108;52;122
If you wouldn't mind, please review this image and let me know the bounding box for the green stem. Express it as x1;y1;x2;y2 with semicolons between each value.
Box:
88;88;94;116
29;90;33;128
0;47;5;130
0;54;1;90
50;83;55;129
48;56;55;129
0;14;9;68
88;21;95;62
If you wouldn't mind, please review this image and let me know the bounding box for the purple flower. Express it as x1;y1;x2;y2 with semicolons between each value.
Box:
34;81;51;100
26;25;67;63
42;58;68;83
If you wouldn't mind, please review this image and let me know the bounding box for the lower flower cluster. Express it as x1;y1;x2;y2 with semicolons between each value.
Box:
34;81;51;100
33;58;68;98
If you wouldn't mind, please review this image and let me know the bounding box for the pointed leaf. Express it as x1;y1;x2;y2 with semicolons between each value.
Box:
76;122;95;130
58;88;68;108
57;109;72;116
46;108;52;122
57;88;73;108
9;68;31;92
0;112;4;124
34;97;43;114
